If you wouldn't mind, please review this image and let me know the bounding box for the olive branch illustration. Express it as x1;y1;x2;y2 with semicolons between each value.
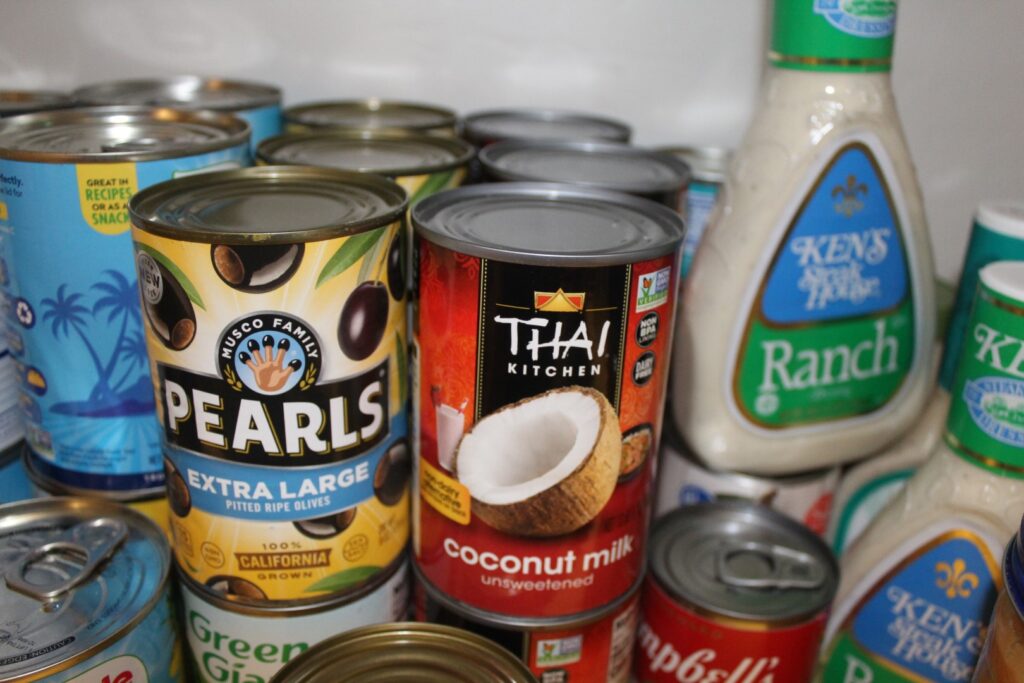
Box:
299;363;318;390
223;364;244;392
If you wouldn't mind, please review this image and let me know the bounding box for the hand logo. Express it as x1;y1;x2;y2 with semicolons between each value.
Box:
239;335;301;393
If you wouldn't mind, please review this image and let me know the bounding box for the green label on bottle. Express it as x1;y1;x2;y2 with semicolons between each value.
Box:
772;0;896;71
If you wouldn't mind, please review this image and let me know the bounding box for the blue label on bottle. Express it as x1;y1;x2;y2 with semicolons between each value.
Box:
237;104;283;150
680;180;720;279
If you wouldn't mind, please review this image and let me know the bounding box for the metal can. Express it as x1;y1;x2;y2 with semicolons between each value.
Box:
129;166;410;602
462;108;632;148
269;622;538;683
479;140;691;210
412;183;684;618
0;441;30;503
284;99;458;137
635;502;838;683
0;497;181;682
180;557;409;683
0;106;250;495
414;563;639;683
0;90;74;117
657;146;731;279
73;76;282;149
654;418;838;535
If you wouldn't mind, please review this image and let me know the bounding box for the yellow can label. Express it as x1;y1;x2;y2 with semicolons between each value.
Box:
133;221;410;601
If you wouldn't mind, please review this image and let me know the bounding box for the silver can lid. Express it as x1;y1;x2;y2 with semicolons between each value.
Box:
285;99;457;134
130;165;407;244
0;106;249;163
0;497;169;682
412;182;684;266
463;108;631;146
0;90;74;117
649;501;838;622
257;130;474;177
658;146;732;183
73;76;281;111
480;140;690;196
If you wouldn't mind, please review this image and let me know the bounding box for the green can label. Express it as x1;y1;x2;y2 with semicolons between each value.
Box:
772;0;896;71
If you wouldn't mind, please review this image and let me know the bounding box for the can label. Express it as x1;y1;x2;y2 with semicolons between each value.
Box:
134;220;410;601
0;447;31;503
414;240;677;617
635;577;825;683
399;169;467;206
236;104;282;150
0;147;248;491
183;562;408;683
679;180;720;279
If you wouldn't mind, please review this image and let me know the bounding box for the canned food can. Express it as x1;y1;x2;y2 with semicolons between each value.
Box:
0;106;250;494
479;140;691;210
284;99;458;137
0;441;31;502
414;564;639;683
657;146;731;279
129;166;410;602
462;108;632;148
270;622;538;683
0;90;74;117
0;497;181;682
635;502;838;683
181;557;409;683
412;183;684;618
654;419;838;535
73;76;282;149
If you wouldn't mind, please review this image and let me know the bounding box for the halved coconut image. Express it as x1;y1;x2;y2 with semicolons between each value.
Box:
454;386;622;537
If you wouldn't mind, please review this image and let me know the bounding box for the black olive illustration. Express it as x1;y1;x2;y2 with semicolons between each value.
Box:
143;260;196;350
338;281;389;360
293;507;357;539
386;229;406;301
164;458;191;518
211;243;304;293
206;575;267;601
375;439;411;506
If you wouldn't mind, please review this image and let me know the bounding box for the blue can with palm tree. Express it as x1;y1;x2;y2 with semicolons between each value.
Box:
0;107;250;494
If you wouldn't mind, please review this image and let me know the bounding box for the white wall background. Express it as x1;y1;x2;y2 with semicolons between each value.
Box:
2;0;1022;279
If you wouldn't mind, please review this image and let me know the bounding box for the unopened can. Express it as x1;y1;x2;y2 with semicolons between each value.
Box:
654;419;838;535
130;166;410;602
0;441;30;502
0;497;181;682
462;108;632;148
0;90;74;117
635;502;838;683
270;622;538;683
412;183;684;618
415;564;639;683
181;558;409;683
284;99;458;137
0;107;250;494
73;76;281;149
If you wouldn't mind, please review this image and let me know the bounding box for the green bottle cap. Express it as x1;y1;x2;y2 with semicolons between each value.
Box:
771;0;896;72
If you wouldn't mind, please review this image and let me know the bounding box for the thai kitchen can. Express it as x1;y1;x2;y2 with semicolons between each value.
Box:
654;417;838;535
412;182;684;618
129;165;410;603
414;563;639;683
0;106;250;495
462;108;632;148
635;501;838;683
0;441;31;503
269;622;538;683
284;99;458;137
0;90;74;117
73;76;282;149
180;557;409;683
479;140;691;210
0;497;181;682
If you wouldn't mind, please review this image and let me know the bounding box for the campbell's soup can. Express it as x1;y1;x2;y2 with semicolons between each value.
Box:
0;107;250;495
412;182;684;618
0;497;181;682
284;99;458;137
0;442;30;503
129;166;411;602
414;563;639;683
635;502;838;683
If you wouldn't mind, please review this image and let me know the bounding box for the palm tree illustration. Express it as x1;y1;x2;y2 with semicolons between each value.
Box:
41;283;112;402
110;331;148;393
92;269;142;390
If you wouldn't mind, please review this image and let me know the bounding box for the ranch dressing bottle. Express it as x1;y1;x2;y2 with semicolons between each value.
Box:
673;0;935;473
818;261;1024;682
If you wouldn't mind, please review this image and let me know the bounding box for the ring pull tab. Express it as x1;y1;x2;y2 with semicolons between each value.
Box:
5;518;128;600
716;540;826;591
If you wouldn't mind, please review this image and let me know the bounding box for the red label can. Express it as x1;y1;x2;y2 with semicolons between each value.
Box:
412;183;683;618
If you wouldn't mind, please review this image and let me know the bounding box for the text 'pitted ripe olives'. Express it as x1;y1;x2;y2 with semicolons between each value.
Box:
130;166;411;603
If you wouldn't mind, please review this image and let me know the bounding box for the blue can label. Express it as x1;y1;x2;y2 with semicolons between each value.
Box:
237;104;283;150
680;180;720;279
0;447;31;503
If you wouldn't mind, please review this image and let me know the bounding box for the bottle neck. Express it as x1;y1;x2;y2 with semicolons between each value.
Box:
771;0;896;74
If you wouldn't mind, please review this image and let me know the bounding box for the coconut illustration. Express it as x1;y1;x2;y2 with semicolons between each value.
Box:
454;386;622;537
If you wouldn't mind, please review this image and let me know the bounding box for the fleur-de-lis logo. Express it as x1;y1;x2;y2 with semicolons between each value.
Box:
935;559;979;599
832;174;868;217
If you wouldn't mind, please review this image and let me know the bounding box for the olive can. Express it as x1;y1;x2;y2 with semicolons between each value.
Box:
0;106;250;495
0;497;181;682
0;89;74;117
270;622;538;683
0;441;30;503
284;99;458;137
462;108;632;148
635;502;838;683
414;563;639;683
73;76;282;149
412;183;684;618
180;557;409;683
129;166;410;603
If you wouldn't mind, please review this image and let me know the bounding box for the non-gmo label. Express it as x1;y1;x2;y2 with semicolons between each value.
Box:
636;266;671;313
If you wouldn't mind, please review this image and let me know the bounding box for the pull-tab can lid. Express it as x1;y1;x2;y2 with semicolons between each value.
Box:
649;501;838;622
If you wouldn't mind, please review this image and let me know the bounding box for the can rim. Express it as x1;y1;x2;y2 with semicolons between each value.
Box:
72;76;282;111
656;145;731;182
462;107;632;145
22;447;165;501
284;99;458;133
129;165;408;244
0;106;251;163
0;89;75;115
